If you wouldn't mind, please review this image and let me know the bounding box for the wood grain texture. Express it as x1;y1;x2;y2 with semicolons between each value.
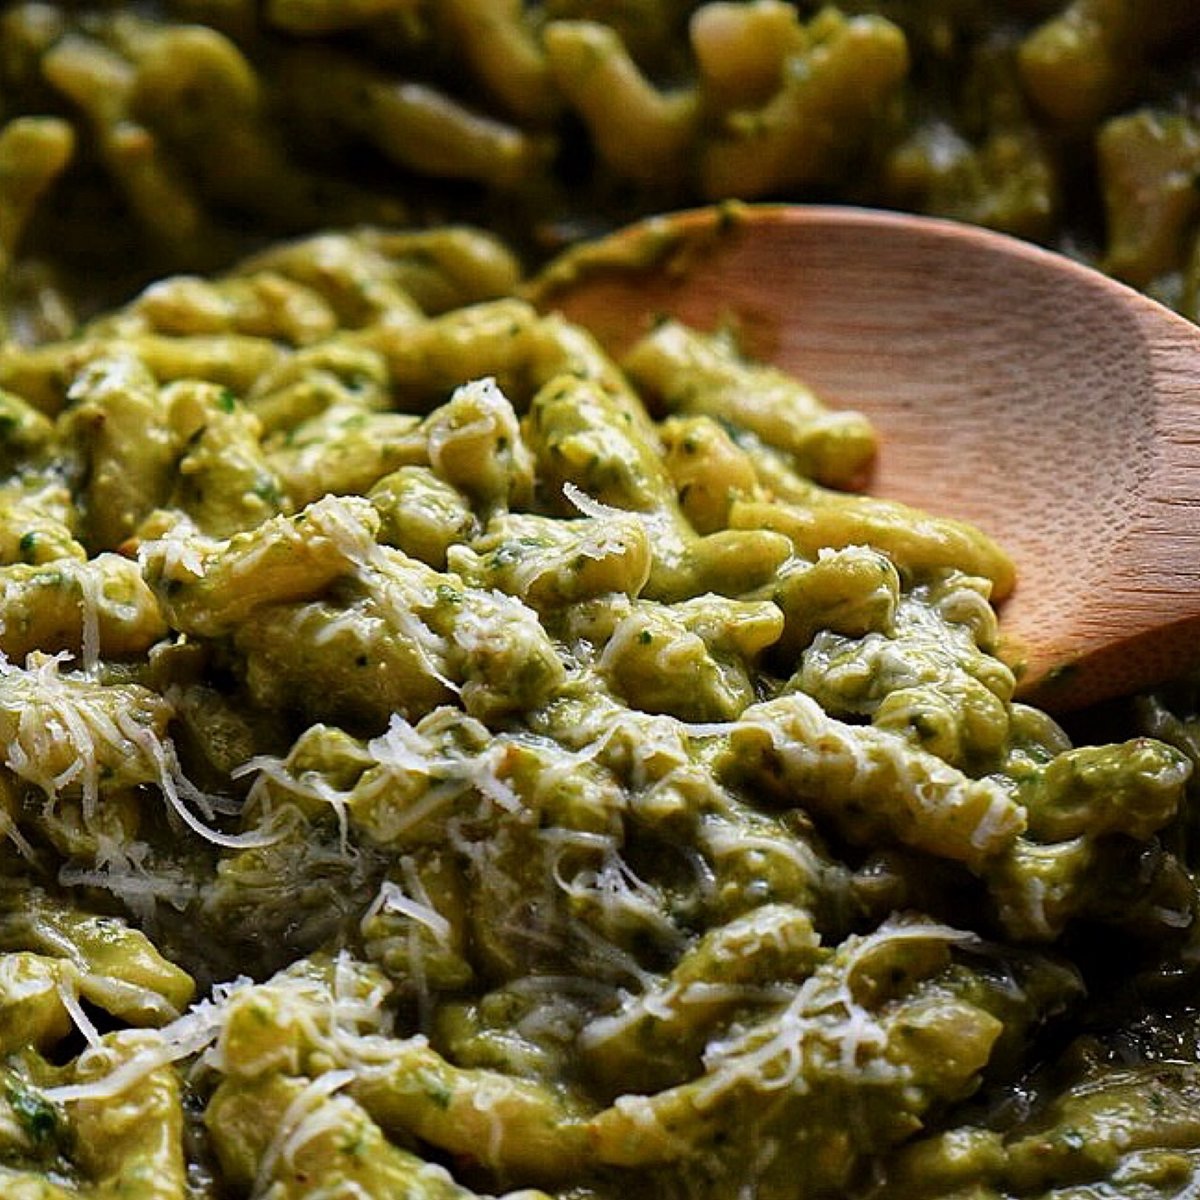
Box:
533;205;1200;709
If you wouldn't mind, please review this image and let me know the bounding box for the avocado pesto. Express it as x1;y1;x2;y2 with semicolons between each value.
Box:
0;224;1185;1200
0;2;1195;1199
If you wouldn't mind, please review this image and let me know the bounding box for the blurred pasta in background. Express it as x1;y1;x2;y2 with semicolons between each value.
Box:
0;0;1198;340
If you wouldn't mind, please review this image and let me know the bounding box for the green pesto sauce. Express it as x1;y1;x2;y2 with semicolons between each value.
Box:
0;227;1189;1200
0;4;1195;1200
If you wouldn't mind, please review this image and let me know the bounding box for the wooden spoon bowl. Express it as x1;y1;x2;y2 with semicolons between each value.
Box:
530;204;1200;710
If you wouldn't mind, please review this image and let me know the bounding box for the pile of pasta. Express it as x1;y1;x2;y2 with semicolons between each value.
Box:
0;226;1194;1198
0;0;1199;339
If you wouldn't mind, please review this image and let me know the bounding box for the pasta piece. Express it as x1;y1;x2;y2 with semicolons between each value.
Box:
625;319;876;490
545;20;699;185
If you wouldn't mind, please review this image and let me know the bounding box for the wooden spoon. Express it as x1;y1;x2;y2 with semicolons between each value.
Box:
528;204;1200;711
